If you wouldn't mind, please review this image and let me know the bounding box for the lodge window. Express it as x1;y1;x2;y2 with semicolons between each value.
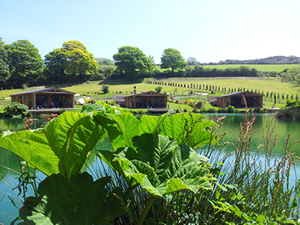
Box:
24;95;27;102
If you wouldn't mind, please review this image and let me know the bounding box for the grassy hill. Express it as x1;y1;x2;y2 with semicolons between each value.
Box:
202;64;300;72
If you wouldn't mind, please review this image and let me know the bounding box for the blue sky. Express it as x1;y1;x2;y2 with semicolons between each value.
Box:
1;0;300;63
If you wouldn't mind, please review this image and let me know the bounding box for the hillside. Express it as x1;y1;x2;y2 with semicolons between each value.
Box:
221;56;300;65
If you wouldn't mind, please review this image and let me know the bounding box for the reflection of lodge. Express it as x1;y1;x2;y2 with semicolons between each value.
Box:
10;87;75;109
215;91;264;108
124;91;168;108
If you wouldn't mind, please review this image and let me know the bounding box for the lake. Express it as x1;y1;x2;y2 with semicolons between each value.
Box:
0;113;300;224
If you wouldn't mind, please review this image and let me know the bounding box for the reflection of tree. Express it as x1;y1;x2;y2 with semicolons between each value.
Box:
1;117;45;132
0;147;21;180
2;117;27;132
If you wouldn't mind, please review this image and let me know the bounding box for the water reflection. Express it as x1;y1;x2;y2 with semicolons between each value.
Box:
203;113;300;157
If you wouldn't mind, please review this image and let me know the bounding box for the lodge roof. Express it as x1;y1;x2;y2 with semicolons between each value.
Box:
216;91;264;98
10;87;75;96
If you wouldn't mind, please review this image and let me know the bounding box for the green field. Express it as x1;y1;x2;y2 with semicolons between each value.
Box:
202;64;300;72
0;77;299;113
161;77;299;95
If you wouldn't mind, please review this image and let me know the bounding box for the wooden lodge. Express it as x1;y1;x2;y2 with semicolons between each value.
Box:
10;87;75;109
124;91;168;109
215;91;264;108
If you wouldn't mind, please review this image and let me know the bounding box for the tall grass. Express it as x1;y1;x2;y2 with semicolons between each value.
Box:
86;111;300;224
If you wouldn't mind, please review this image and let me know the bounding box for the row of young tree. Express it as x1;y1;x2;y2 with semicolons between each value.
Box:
146;79;299;101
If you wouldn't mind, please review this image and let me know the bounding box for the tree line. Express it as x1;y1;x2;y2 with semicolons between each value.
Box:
0;37;295;89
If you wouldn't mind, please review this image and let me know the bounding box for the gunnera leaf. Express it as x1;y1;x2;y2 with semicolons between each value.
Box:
99;133;214;197
19;172;125;225
45;112;105;180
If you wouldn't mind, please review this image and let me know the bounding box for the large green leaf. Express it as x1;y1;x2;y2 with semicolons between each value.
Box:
139;114;169;134
0;112;105;179
0;129;59;176
19;173;125;225
45;112;105;180
95;113;216;153
94;113;141;150
99;133;214;197
158;113;217;149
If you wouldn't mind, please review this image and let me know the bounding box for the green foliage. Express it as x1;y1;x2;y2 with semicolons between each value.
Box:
97;65;115;78
99;133;213;197
161;48;187;73
281;67;300;87
0;43;10;82
0;110;216;224
4;40;43;85
276;99;300;120
285;99;300;109
0;112;104;180
4;102;28;116
1;107;299;224
113;46;153;79
226;105;235;113
95;57;114;65
154;86;162;93
81;102;125;115
101;84;110;94
19;173;125;225
44;40;97;80
187;57;200;65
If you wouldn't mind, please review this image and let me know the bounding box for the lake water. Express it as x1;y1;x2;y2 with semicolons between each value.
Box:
0;114;300;224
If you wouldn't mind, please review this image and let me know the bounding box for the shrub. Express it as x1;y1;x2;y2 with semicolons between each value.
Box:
195;101;202;109
155;86;162;93
217;108;226;113
207;108;217;113
101;85;110;94
4;102;28;117
253;107;262;113
226;105;235;113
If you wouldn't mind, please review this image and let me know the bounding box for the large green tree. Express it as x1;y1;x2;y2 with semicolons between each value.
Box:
5;40;43;84
0;38;10;82
113;46;152;79
44;40;97;80
161;48;187;73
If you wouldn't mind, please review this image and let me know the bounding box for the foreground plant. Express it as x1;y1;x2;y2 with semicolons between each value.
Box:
0;104;216;224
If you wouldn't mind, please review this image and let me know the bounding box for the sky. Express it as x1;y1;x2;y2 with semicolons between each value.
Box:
1;0;300;64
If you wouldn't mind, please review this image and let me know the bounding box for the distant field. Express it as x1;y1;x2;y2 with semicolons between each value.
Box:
202;64;300;72
162;77;299;95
